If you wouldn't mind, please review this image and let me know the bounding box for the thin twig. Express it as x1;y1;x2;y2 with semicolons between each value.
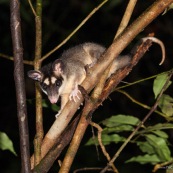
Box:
27;0;37;17
117;90;167;118
114;0;138;38
40;0;109;62
153;159;173;172
100;70;173;173
90;121;119;173
74;167;114;173
0;53;33;65
116;70;172;90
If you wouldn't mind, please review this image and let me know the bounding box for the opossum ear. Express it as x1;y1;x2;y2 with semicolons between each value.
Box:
27;70;43;82
52;59;64;75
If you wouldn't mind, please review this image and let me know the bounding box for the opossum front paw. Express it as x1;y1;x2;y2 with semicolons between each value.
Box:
69;84;81;102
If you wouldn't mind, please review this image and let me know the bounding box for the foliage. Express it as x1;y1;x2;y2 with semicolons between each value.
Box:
1;0;173;172
86;72;173;165
153;73;172;99
0;131;17;156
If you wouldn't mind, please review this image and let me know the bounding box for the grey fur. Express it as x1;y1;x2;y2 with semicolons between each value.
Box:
53;42;105;78
28;42;130;117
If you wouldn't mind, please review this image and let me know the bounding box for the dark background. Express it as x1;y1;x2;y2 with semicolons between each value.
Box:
0;0;173;172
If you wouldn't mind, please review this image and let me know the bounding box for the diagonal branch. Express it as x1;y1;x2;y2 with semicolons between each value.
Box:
114;0;138;38
40;0;109;62
32;115;80;173
30;0;173;170
58;35;154;173
59;1;138;172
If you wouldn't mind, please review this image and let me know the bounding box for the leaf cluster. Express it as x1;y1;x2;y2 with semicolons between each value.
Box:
86;73;173;166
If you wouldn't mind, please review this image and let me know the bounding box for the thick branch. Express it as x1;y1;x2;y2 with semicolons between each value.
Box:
59;1;137;172
10;0;31;172
32;115;80;173
31;0;173;169
58;36;154;173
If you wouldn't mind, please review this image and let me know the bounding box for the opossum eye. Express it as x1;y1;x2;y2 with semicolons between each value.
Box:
42;83;48;90
55;80;62;87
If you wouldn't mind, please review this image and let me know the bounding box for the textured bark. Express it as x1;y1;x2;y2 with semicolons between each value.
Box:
10;0;31;172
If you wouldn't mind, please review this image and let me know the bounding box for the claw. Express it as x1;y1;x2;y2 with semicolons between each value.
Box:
69;83;81;102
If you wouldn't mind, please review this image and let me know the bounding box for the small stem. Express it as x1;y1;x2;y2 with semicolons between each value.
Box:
0;53;33;65
116;70;172;90
27;0;37;17
117;90;167;118
115;0;138;38
100;70;173;173
90;121;119;173
40;0;109;62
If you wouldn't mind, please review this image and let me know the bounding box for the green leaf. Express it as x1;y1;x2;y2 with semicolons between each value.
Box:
51;104;60;112
85;137;99;146
137;123;173;137
85;134;126;146
102;115;140;127
103;125;134;134
0;132;17;156
42;99;49;108
101;134;126;145
42;99;60;112
153;73;172;99
151;130;168;139
145;134;171;162
137;141;155;155
148;123;173;130
126;154;161;164
158;94;173;117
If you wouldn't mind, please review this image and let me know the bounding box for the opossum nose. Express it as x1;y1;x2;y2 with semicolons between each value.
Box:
49;96;58;104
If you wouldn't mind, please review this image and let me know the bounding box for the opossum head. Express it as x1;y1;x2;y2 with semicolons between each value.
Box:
27;62;64;104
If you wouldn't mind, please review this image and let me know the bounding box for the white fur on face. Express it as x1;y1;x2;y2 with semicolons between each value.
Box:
43;78;50;85
51;77;57;84
42;89;48;95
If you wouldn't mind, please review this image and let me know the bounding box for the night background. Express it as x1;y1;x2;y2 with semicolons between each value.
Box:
0;0;173;173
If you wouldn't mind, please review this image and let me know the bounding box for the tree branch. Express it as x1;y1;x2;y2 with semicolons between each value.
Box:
58;35;154;173
10;0;31;172
30;0;173;170
100;70;173;173
32;115;80;173
0;53;33;65
59;1;137;172
33;0;44;167
114;0;138;38
40;0;109;62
